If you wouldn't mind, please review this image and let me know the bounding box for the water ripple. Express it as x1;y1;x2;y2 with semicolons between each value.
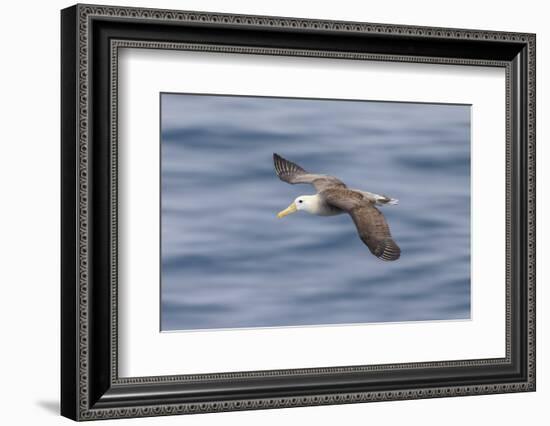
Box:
160;94;471;331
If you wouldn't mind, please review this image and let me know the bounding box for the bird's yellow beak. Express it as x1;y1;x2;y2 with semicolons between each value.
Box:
277;202;297;218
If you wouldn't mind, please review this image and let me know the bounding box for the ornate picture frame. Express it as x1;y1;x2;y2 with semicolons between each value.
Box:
61;4;535;421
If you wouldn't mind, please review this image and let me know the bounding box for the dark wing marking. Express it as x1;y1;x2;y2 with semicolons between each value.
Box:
322;188;400;261
273;153;346;192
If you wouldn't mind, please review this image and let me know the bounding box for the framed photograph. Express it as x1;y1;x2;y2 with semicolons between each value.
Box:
61;4;536;421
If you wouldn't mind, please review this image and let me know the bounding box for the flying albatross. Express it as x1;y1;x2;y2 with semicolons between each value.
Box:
274;153;401;261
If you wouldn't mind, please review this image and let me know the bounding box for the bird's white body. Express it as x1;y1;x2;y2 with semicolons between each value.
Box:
294;192;398;217
294;194;343;216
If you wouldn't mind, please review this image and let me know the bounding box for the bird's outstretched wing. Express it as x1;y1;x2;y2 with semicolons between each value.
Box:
273;153;346;192
350;204;401;261
322;188;401;261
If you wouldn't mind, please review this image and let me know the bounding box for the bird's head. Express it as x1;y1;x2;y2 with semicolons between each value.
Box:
277;195;316;218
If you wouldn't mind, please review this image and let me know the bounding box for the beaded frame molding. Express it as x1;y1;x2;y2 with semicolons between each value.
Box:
61;4;536;421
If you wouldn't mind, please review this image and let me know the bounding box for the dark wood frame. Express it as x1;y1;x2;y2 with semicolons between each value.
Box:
61;3;536;421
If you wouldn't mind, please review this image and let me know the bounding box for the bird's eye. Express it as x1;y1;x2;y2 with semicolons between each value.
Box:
298;200;303;203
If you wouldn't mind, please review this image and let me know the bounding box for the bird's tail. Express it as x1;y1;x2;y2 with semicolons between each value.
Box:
355;190;398;206
376;194;398;206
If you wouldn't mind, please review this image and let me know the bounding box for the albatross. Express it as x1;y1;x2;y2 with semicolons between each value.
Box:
274;153;401;261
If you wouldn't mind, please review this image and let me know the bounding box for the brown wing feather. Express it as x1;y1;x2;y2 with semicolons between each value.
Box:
273;153;346;192
322;188;400;261
349;204;400;261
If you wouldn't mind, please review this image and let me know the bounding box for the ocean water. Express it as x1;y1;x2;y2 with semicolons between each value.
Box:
160;93;471;331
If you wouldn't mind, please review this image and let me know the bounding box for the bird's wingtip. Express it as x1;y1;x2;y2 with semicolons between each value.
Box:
273;153;307;176
273;153;282;175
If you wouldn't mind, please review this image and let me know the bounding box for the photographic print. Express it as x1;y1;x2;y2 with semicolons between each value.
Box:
160;93;471;332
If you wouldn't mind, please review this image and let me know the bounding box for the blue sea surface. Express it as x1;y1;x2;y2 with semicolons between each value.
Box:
160;94;471;331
